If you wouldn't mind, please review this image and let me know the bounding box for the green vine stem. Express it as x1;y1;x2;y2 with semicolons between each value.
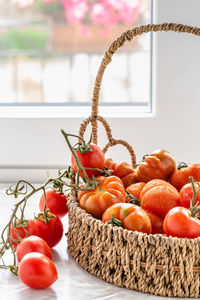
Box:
0;131;105;274
189;176;200;218
61;130;101;189
0;170;72;274
125;191;141;206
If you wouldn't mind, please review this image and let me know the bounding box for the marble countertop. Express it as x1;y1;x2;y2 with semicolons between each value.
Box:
0;184;192;300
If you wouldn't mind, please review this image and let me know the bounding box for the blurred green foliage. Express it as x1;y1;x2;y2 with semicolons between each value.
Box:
33;0;63;18
0;28;48;50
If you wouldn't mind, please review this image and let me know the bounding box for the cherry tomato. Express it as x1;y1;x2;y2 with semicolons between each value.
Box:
39;190;68;218
78;176;126;219
33;213;63;248
180;182;200;209
170;164;200;191
163;206;200;238
141;181;180;218
9;219;37;249
71;144;105;178
102;203;152;234
18;252;58;289
16;236;52;262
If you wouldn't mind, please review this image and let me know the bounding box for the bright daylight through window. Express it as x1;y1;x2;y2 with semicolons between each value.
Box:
0;0;151;106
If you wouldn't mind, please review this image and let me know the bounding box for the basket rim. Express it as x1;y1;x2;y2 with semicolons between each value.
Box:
68;185;200;248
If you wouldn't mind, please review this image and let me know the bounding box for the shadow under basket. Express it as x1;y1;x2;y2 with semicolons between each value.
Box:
67;23;200;298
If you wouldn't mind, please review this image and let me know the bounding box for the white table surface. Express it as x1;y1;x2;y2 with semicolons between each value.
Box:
0;184;192;300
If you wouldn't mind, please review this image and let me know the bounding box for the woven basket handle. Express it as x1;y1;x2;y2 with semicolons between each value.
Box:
79;23;200;167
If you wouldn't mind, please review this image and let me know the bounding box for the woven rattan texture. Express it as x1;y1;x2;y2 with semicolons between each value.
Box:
67;187;200;298
67;23;200;297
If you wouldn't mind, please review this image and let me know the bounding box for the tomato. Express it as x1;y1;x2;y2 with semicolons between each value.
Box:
102;203;152;234
33;212;63;248
140;179;178;200
170;164;200;191
16;236;52;262
105;158;137;188
180;182;200;209
9;219;37;249
78;176;126;219
163;206;200;238
126;182;164;234
71;144;105;178
126;182;146;201
146;211;164;234
18;252;58;289
141;180;180;218
136;149;176;183
39;190;68;218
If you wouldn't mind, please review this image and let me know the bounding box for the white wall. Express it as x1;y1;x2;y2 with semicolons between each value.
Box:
1;0;200;182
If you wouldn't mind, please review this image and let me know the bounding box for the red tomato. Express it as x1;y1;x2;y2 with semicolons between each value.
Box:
39;190;68;218
16;236;52;262
9;219;37;249
180;182;200;209
71;144;105;178
33;213;63;248
18;252;58;289
163;206;200;238
102;203;152;234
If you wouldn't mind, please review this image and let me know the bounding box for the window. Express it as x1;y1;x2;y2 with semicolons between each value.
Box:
0;0;152;108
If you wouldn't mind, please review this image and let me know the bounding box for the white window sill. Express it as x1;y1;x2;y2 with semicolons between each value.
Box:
0;104;155;119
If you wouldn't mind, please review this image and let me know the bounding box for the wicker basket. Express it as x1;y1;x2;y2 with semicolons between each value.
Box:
67;23;200;298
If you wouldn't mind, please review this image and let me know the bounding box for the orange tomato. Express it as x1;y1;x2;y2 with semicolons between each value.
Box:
126;182;146;202
169;164;200;191
78;176;126;219
102;203;152;234
136;149;176;183
146;211;164;234
140;179;178;200
105;158;137;188
141;180;180;218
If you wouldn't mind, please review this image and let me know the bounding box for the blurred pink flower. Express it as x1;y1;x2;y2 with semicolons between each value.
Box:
14;0;142;32
62;0;88;25
90;2;118;27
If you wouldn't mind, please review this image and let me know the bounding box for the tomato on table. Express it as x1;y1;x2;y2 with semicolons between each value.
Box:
9;219;37;249
163;206;200;238
39;190;68;218
18;252;58;289
16;236;52;262
33;212;63;248
78;176;126;219
136;149;176;183
102;203;152;234
180;182;200;209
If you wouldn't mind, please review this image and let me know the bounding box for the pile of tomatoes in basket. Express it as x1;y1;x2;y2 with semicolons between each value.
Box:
72;144;200;239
